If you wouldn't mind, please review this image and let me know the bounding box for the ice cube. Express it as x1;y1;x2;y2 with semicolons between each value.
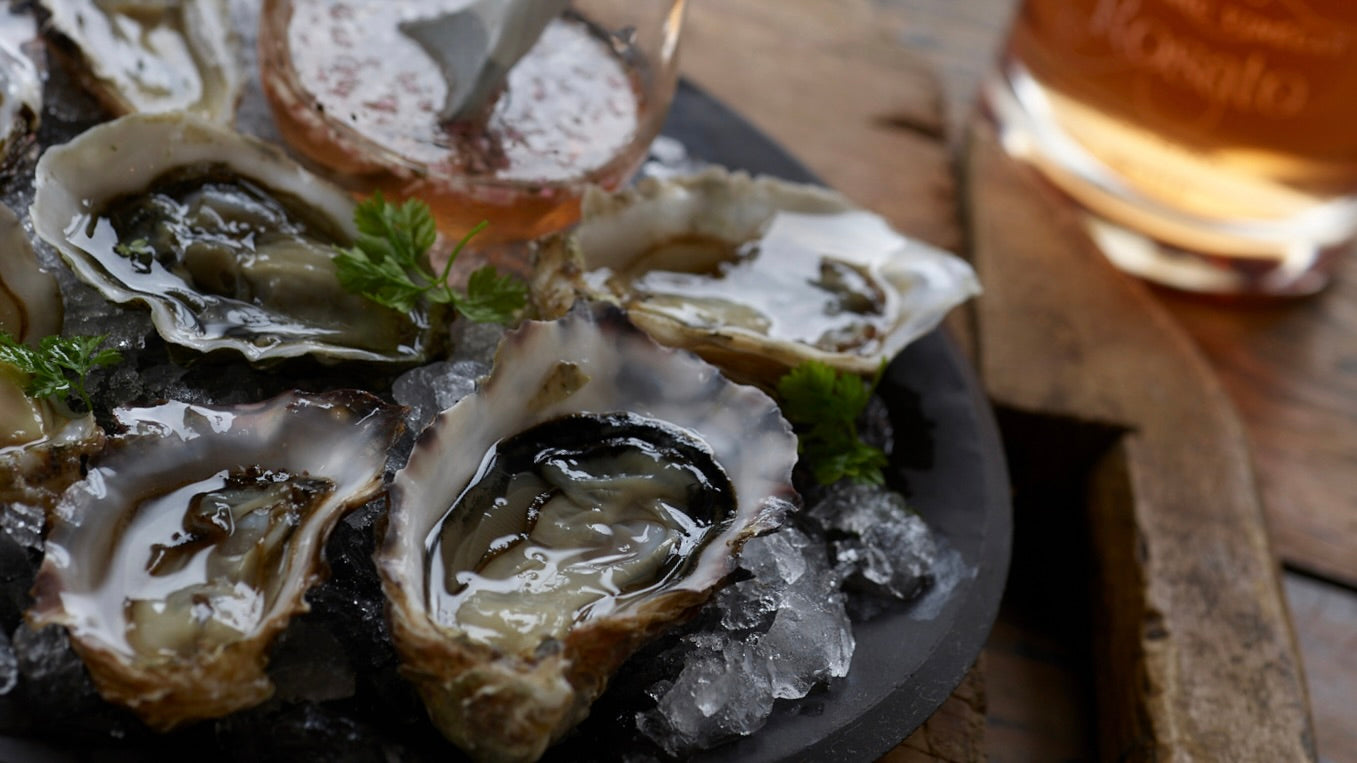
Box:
645;641;775;753
858;515;937;600
757;589;855;699
716;578;779;632
0;502;43;555
805;482;939;601
392;359;486;433
737;528;810;585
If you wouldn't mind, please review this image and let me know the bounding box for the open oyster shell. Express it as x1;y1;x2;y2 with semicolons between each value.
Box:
28;390;403;730
38;0;243;121
0;7;40;164
0;202;61;346
377;305;798;762
0;376;101;517
0;202;89;513
532;168;980;386
30;111;438;365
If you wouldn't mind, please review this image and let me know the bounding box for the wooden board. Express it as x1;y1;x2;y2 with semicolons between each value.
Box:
1154;270;1357;587
681;0;959;252
966;120;1314;761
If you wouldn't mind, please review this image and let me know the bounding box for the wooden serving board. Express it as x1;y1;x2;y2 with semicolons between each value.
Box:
682;0;1318;759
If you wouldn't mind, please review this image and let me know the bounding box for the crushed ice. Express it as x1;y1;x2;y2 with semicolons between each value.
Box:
635;476;944;755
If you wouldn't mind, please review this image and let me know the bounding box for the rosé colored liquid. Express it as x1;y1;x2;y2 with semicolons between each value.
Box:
261;0;650;243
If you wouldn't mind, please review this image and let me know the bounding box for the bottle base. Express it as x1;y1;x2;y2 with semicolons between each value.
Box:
980;62;1356;297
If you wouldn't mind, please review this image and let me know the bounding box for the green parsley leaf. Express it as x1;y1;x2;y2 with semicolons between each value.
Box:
453;265;530;324
775;359;889;486
0;331;121;411
333;194;525;324
334;246;427;314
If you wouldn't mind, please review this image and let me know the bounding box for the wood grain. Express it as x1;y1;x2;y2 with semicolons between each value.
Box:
967;120;1315;760
1285;574;1357;759
1154;268;1357;587
681;0;960;253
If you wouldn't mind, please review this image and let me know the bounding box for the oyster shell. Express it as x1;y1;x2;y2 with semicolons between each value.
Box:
30;112;439;365
0;8;40;163
0;367;102;518
377;305;798;762
0;202;61;346
0;202;89;514
532;168;980;386
38;0;243;121
28;390;403;730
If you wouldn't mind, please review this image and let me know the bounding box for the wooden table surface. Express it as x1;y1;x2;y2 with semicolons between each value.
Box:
680;0;1357;760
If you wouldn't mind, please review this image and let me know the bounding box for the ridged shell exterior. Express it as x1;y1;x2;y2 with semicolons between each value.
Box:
377;306;798;762
28;390;403;730
39;0;243;121
531;168;980;386
29;112;437;365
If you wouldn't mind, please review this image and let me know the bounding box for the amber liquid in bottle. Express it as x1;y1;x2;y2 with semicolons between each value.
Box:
990;0;1357;294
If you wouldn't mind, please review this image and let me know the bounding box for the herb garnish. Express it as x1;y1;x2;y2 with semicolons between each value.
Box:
333;192;527;323
0;332;121;411
775;360;889;486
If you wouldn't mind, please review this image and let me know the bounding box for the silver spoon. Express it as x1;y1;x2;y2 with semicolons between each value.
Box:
399;0;571;123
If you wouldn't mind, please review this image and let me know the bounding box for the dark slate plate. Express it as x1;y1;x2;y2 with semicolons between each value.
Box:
657;81;1012;761
0;78;1010;762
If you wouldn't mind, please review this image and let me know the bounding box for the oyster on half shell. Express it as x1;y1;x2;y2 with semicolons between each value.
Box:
38;0;243;121
0;370;102;517
532;168;980;386
0;202;61;347
377;306;799;762
28;390;403;730
0;203;91;514
31;112;439;365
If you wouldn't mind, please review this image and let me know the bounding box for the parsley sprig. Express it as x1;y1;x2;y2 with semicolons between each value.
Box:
0;332;121;411
333;193;526;323
775;360;889;486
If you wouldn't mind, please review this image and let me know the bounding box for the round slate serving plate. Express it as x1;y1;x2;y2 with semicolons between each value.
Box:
0;76;1010;761
654;81;1012;761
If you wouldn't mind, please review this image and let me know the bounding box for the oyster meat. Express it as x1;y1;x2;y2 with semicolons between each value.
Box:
28;390;403;730
30;112;439;365
532;168;980;385
377;306;799;762
38;0;243;121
